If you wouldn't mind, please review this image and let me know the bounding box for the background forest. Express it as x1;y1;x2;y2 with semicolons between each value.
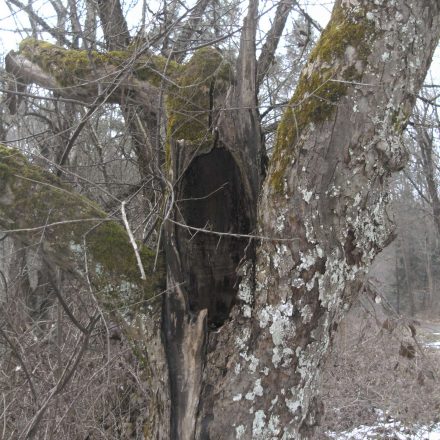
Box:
0;0;440;438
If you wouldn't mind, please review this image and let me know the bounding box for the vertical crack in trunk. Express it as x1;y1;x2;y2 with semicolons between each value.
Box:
179;148;250;327
164;147;251;439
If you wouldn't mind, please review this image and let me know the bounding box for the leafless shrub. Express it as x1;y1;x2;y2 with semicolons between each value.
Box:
318;295;440;438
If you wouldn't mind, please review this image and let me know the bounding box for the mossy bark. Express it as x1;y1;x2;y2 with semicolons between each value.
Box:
0;145;164;298
6;37;260;438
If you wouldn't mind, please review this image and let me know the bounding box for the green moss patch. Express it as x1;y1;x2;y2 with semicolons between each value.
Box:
166;47;232;144
18;38;181;87
18;39;232;166
0;145;164;307
270;5;376;192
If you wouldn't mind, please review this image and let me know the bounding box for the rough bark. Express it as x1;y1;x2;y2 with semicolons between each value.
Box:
96;0;131;50
163;1;263;433
198;1;440;438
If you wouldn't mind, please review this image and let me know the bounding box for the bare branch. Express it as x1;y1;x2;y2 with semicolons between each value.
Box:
121;201;147;280
257;0;297;89
20;314;100;439
0;325;38;404
6;0;72;47
172;0;212;62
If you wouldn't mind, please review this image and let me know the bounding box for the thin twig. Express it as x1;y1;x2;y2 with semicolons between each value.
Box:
121;201;146;280
19;314;99;439
0;218;111;234
0;325;38;405
167;218;299;242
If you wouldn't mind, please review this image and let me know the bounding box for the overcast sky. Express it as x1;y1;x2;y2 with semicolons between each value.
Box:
0;0;334;53
0;0;438;84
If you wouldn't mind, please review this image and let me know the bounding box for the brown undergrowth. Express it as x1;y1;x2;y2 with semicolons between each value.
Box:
318;292;440;438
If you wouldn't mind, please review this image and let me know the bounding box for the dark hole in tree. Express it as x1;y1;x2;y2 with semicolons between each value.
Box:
178;148;250;328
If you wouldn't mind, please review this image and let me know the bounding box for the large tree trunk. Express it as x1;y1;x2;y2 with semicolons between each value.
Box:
195;1;440;438
2;0;440;439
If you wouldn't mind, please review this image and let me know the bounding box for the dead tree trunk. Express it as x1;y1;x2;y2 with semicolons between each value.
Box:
2;0;440;439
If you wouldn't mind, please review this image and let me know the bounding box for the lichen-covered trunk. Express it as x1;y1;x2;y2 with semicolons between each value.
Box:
196;1;440;438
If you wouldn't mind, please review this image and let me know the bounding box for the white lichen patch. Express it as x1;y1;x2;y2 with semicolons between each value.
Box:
292;277;305;289
269;308;294;346
268;414;281;436
301;304;313;323
298;250;316;271
301;188;313;204
381;52;390;61
304;219;317;244
285;397;301;415
236;425;246;439
351;191;390;260
272;347;282;368
248;354;259;373
252;410;266;437
258;306;271;329
272;346;294;368
274;206;288;233
233;393;242;402
235;327;251;351
234;362;241;375
245;378;264;401
238;261;253;305
242;304;252;318
69;240;84;255
238;281;252;304
272;244;293;278
318;251;361;310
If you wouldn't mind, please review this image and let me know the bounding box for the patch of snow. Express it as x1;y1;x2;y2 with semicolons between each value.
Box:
327;409;440;440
